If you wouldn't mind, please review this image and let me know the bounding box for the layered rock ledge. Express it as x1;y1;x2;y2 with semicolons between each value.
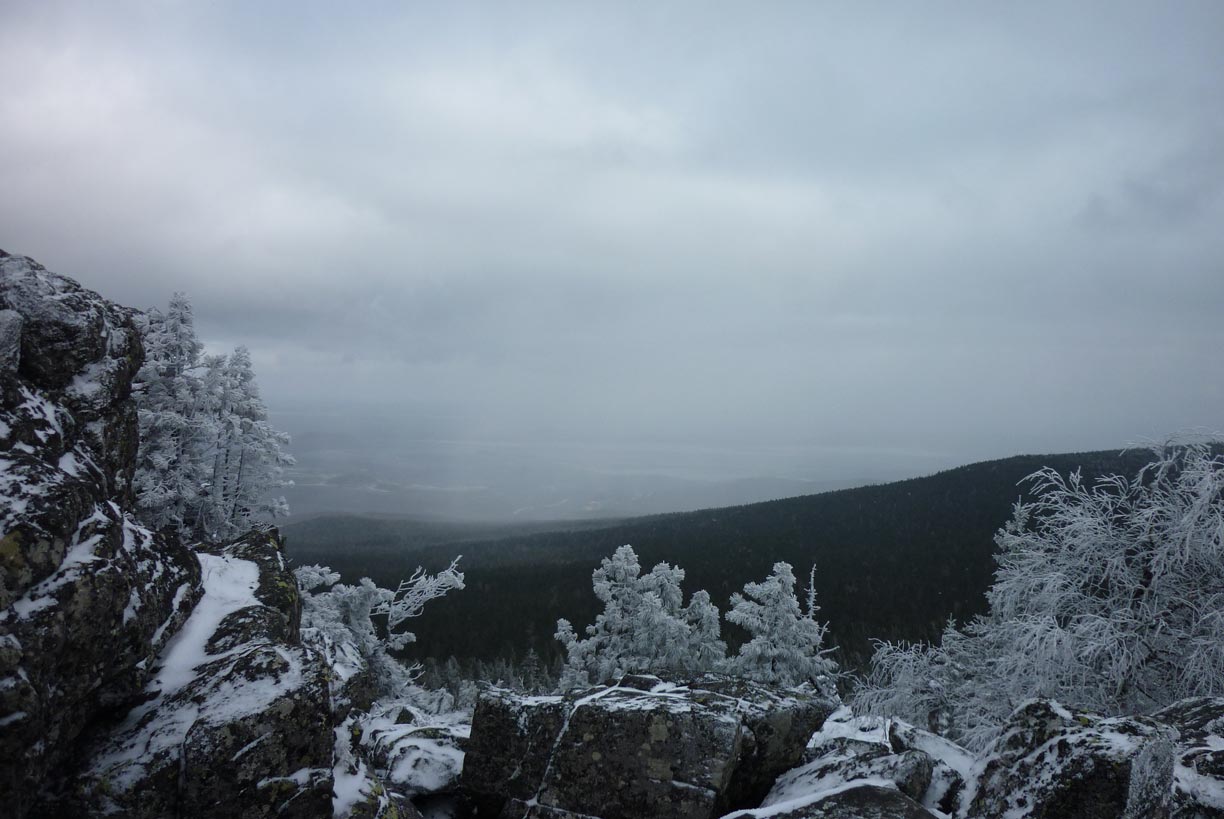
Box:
461;673;837;819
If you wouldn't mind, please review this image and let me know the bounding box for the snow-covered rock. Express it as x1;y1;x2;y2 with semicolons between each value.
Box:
965;699;1175;819
885;719;973;816
358;700;469;797
70;530;334;818
1150;697;1224;818
771;741;934;806
462;673;837;819
717;707;960;819
0;250;200;818
735;782;939;819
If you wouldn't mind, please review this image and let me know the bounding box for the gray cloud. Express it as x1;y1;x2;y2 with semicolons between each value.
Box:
1;0;1222;489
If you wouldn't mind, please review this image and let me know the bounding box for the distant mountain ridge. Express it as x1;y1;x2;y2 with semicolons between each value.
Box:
284;448;1154;666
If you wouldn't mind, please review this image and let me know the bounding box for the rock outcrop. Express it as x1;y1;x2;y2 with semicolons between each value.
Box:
718;707;967;819
1151;697;1224;818
0;251;200;819
0;251;342;819
966;699;1176;819
754;699;1224;819
68;529;334;818
358;701;469;798
462;673;837;819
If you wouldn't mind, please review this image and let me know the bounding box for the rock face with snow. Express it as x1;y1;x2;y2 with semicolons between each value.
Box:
358;700;469;798
720;707;966;819
966;699;1176;819
462;673;837;819
0;250;201;819
747;783;939;819
1151;698;1224;818
67;529;334;818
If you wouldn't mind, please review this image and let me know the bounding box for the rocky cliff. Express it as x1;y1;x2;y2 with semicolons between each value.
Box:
0;250;201;817
461;674;838;819
0;251;340;818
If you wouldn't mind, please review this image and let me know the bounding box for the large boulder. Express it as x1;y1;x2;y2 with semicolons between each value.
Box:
1151;697;1224;818
717;707;962;819
357;700;469;798
778;740;934;804
69;530;334;818
462;673;836;819
0;251;200;819
966;699;1176;819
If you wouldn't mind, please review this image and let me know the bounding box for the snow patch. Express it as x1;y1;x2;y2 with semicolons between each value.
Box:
723;777;899;818
153;552;260;695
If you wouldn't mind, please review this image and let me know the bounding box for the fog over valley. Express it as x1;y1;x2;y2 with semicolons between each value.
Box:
3;2;1222;521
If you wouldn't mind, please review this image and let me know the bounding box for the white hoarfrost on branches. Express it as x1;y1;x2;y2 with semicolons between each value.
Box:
555;546;839;691
855;441;1224;749
132;294;293;542
296;558;465;701
202;346;295;540
131;294;214;533
724;562;839;691
373;557;467;642
555;544;726;688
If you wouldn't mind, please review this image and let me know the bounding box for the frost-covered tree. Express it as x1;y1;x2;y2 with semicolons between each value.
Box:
133;295;293;542
132;294;216;532
855;441;1224;749
199;346;294;540
555;545;726;688
723;562;838;690
296;557;465;701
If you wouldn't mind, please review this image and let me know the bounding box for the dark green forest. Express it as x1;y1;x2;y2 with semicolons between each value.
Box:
283;449;1152;669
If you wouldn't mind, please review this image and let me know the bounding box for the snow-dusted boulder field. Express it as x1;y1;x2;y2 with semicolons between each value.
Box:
461;673;837;819
0;251;202;817
1152;698;1224;818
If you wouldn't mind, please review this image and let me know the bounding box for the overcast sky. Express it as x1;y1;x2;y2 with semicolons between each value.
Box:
2;1;1222;474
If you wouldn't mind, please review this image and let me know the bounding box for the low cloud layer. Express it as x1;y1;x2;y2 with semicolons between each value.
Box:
2;1;1222;477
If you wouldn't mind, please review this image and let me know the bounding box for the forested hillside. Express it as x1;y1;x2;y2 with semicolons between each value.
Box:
284;448;1153;666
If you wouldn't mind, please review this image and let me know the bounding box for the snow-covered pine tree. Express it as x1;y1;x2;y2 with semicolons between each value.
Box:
722;562;838;690
555;544;726;688
520;647;544;693
132;294;217;533
133;295;294;542
200;346;294;540
855;440;1224;750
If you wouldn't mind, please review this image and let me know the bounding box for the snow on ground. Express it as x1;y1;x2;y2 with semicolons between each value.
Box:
723;776;899;819
154;552;259;693
357;702;470;795
807;705;891;750
86;549;307;793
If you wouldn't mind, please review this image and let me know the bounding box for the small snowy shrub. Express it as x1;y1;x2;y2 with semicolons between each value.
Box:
555;545;726;688
723;562;839;691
